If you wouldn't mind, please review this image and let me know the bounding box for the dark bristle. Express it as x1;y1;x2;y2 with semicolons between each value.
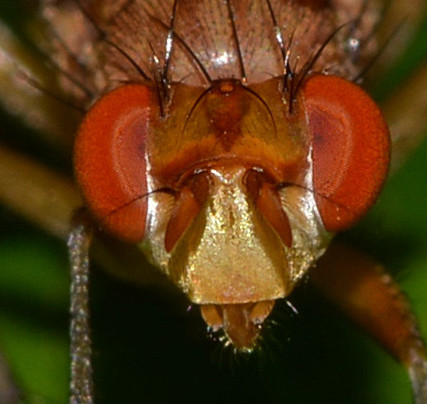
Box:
77;0;151;83
284;29;297;96
47;28;97;94
182;86;213;133
106;39;151;81
106;187;176;220
182;81;276;138
241;85;277;134
147;40;167;117
226;0;247;83
277;180;358;219
44;55;94;99
265;0;287;68
18;70;87;114
293;22;352;99
265;0;295;108
161;0;180;97
144;9;212;88
29;22;96;101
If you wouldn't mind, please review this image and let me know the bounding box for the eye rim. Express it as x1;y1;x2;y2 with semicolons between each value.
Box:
73;83;151;243
301;74;391;232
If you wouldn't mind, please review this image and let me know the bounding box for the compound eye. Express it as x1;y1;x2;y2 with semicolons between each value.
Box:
74;84;150;242
302;75;390;232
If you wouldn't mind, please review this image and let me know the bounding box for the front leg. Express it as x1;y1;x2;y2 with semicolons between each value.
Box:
311;241;427;404
0;350;21;404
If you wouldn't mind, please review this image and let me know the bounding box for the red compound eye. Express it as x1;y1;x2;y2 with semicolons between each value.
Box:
74;84;150;242
302;75;390;232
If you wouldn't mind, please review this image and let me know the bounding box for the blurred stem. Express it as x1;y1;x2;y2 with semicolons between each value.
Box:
0;142;81;239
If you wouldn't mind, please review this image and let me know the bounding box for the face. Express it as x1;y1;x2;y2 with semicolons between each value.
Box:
0;1;426;403
73;0;392;350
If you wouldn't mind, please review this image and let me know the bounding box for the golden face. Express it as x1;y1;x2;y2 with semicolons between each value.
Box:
143;79;329;303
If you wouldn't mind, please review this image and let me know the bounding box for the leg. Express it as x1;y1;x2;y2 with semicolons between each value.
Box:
311;241;427;404
68;210;94;404
0;350;21;404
